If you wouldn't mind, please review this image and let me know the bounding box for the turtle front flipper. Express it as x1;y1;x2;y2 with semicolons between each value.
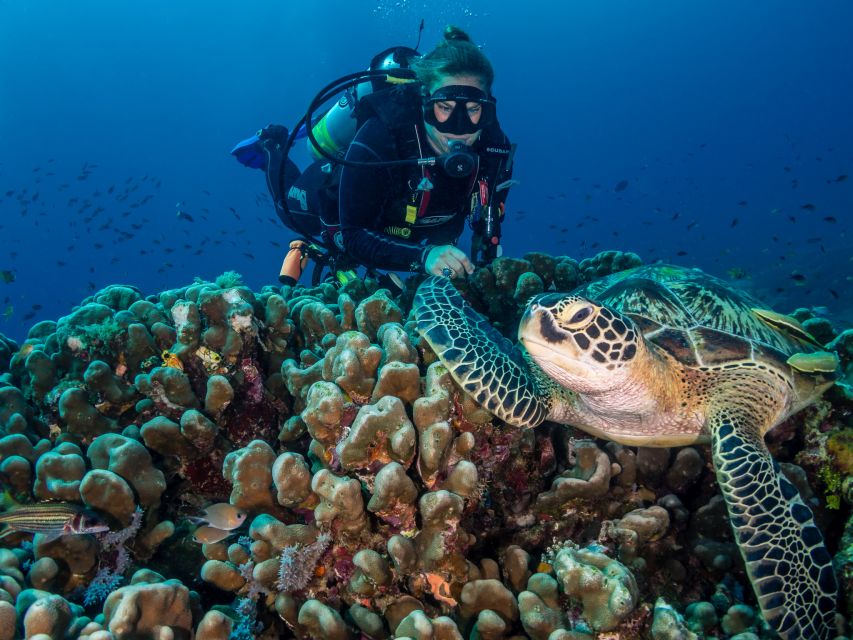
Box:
414;276;550;428
710;408;837;639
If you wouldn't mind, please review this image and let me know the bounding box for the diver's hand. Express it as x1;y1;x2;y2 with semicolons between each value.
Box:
258;124;289;144
425;245;474;279
231;133;266;169
230;125;289;169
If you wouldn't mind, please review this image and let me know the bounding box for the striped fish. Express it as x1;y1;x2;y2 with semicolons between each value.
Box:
0;502;109;539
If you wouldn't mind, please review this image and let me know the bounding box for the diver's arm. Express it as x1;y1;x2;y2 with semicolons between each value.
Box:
339;119;430;272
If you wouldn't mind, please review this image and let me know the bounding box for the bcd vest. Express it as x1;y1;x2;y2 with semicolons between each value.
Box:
353;83;513;239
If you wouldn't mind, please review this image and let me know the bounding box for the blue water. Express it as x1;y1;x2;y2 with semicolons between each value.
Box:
1;0;851;343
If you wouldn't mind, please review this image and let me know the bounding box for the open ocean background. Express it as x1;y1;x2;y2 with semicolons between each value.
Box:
1;0;851;343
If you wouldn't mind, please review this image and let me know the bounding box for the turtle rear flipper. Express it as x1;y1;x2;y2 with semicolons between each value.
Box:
414;276;549;428
710;408;837;640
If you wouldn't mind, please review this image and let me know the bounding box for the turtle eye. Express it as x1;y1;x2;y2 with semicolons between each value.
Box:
568;306;593;325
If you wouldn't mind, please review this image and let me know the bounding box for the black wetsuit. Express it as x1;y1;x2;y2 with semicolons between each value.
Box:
275;87;513;273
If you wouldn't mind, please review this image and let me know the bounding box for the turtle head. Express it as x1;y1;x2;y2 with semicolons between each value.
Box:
519;293;641;393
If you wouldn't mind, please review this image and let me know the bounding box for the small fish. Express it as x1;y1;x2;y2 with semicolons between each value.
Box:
726;267;748;280
161;350;184;370
614;179;629;192
198;503;247;531
0;503;108;540
177;211;195;222
2;305;12;320
737;200;748;207
730;218;739;227
790;272;807;283
676;250;688;256
192;525;233;545
195;346;223;373
823;216;837;223
828;289;839;299
835;174;848;183
0;270;14;284
800;203;816;211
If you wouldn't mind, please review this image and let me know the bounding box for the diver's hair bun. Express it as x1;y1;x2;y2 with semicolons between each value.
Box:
412;25;493;91
443;25;473;43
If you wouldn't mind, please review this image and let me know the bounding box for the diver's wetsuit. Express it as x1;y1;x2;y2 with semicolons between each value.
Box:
274;100;512;273
278;158;331;238
340;117;495;272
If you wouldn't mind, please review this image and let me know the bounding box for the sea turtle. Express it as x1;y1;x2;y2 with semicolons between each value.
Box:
414;264;840;640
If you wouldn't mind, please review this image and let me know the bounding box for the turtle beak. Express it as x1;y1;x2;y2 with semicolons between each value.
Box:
520;305;573;350
521;304;620;394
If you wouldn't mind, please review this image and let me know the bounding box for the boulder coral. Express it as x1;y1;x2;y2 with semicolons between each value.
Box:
0;252;848;639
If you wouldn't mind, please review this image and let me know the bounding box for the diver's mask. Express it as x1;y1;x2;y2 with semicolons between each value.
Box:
422;85;496;135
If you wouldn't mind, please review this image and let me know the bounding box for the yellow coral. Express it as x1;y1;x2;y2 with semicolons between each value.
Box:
818;461;844;510
826;429;853;475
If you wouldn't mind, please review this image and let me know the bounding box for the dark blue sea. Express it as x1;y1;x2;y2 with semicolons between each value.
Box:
1;0;851;342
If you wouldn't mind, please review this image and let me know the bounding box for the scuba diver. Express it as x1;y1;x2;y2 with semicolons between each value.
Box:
232;24;515;287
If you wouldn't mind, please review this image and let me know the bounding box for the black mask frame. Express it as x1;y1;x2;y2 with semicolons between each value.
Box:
422;85;497;135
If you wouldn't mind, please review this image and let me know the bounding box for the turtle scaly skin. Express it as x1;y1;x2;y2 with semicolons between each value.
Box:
415;281;554;427
414;265;840;640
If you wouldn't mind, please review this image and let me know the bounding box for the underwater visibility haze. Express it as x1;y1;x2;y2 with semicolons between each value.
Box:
0;1;852;639
0;0;851;334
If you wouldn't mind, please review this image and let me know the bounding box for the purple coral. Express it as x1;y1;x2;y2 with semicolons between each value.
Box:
101;505;144;548
82;506;144;606
275;532;331;593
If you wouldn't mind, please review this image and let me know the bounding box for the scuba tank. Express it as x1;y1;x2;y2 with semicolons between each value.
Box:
308;46;422;160
273;20;506;285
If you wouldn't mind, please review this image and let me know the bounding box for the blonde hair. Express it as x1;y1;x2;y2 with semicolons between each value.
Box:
411;26;494;92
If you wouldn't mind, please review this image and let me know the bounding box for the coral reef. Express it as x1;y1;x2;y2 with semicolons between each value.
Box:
0;250;850;639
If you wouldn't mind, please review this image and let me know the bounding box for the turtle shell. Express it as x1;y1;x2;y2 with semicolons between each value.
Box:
572;264;827;368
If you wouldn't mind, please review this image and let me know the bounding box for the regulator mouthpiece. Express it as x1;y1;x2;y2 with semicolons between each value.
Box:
441;140;477;177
